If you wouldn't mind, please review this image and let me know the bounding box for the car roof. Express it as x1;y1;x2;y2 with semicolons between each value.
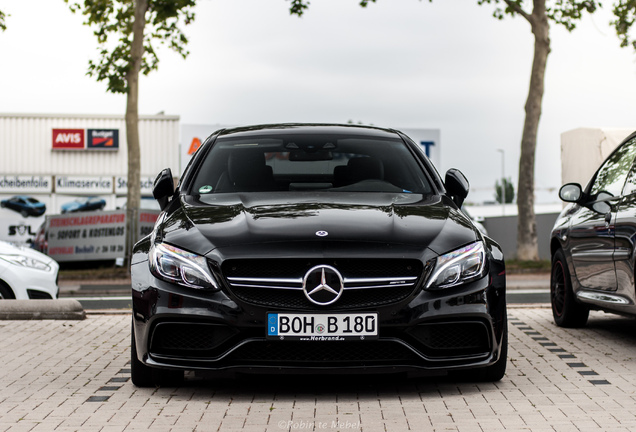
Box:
215;123;402;140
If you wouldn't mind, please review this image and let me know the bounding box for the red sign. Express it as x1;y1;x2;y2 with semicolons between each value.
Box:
52;129;85;150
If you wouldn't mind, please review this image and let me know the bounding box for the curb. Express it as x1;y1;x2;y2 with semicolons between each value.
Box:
0;299;86;320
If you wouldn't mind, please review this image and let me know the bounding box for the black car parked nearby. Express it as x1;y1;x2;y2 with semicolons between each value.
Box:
0;195;46;217
551;131;636;327
131;124;507;386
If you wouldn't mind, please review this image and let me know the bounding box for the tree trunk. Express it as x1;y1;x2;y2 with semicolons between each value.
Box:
516;1;550;261
125;0;148;263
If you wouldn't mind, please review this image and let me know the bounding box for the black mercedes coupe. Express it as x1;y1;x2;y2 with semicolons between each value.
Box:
130;124;507;386
551;131;636;328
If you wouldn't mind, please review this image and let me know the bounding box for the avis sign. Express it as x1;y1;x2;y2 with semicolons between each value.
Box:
52;128;120;151
52;129;84;150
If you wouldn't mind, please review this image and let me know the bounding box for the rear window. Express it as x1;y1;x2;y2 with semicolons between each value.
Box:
189;134;433;195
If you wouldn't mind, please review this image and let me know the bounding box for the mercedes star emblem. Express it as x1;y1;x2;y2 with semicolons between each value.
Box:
315;230;328;237
302;265;344;306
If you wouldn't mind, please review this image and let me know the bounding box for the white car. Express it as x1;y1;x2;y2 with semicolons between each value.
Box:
0;241;59;299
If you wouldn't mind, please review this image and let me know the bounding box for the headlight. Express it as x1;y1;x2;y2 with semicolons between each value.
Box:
0;254;51;271
149;243;220;290
426;242;487;290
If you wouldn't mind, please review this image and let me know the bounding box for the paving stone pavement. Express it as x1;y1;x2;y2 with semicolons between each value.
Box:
2;308;636;432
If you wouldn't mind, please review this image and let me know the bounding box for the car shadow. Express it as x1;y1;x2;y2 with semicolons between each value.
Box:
146;370;493;400
583;313;636;341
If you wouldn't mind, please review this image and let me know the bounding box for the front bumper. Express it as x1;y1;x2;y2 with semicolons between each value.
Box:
0;260;59;300
131;259;506;374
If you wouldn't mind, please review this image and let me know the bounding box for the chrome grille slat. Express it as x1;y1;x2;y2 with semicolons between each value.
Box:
228;283;305;290
343;283;416;290
344;276;418;283
227;277;303;284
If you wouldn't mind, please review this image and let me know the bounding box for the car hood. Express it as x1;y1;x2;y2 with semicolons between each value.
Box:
159;193;480;258
0;240;57;266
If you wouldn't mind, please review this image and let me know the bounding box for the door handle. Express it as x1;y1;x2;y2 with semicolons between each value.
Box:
605;212;612;226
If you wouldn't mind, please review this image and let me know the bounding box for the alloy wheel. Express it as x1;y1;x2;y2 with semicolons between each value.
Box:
551;260;566;317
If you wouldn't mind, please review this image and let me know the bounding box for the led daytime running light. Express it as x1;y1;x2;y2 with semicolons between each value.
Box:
426;242;486;290
150;243;219;290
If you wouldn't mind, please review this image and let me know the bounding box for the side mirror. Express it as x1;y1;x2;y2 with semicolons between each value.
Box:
445;168;469;207
153;168;174;211
559;183;583;203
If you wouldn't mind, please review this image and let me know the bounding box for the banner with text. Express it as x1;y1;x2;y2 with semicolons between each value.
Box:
46;209;160;262
47;211;126;262
115;176;155;196
55;176;113;195
0;175;53;194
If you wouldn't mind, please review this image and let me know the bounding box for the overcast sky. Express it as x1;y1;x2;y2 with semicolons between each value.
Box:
1;0;636;204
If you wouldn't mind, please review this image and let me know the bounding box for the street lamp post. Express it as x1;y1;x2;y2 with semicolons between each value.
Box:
497;149;505;215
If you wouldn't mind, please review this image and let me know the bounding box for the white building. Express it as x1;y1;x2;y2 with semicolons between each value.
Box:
0;113;180;243
561;128;634;188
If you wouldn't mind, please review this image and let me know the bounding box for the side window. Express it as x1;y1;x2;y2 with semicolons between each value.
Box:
590;137;636;197
623;163;636;196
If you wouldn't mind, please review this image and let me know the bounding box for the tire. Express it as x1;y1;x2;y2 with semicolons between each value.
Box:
20;210;28;218
551;249;589;328
453;315;507;382
0;281;15;299
131;322;184;387
131;325;155;388
475;317;508;382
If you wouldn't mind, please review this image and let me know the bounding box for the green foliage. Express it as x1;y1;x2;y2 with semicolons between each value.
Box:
506;259;551;272
289;0;432;16
0;10;6;32
495;177;515;204
477;0;598;31
288;0;310;16
65;0;196;94
612;0;636;49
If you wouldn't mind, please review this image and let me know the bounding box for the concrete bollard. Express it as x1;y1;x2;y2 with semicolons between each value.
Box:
0;299;86;320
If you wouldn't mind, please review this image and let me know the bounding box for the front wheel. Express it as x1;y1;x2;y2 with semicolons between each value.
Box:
551;249;589;328
475;317;507;382
131;326;155;388
454;316;507;382
0;282;15;299
131;322;184;388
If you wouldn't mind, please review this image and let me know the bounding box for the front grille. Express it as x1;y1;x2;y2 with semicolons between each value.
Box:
150;322;238;356
222;258;423;310
407;322;491;357
224;340;422;365
224;259;421;279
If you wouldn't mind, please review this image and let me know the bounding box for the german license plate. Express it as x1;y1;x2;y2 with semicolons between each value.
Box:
267;312;378;340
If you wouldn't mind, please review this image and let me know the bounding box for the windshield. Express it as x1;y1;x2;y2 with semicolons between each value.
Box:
189;133;433;195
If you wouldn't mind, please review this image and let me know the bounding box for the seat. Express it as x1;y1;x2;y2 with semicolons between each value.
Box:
348;157;384;183
215;153;276;192
332;165;350;187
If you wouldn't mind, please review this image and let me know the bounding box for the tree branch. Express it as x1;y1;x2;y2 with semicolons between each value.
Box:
503;0;533;24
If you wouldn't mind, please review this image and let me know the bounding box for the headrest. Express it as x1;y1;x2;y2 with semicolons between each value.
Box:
228;152;268;187
348;157;384;183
